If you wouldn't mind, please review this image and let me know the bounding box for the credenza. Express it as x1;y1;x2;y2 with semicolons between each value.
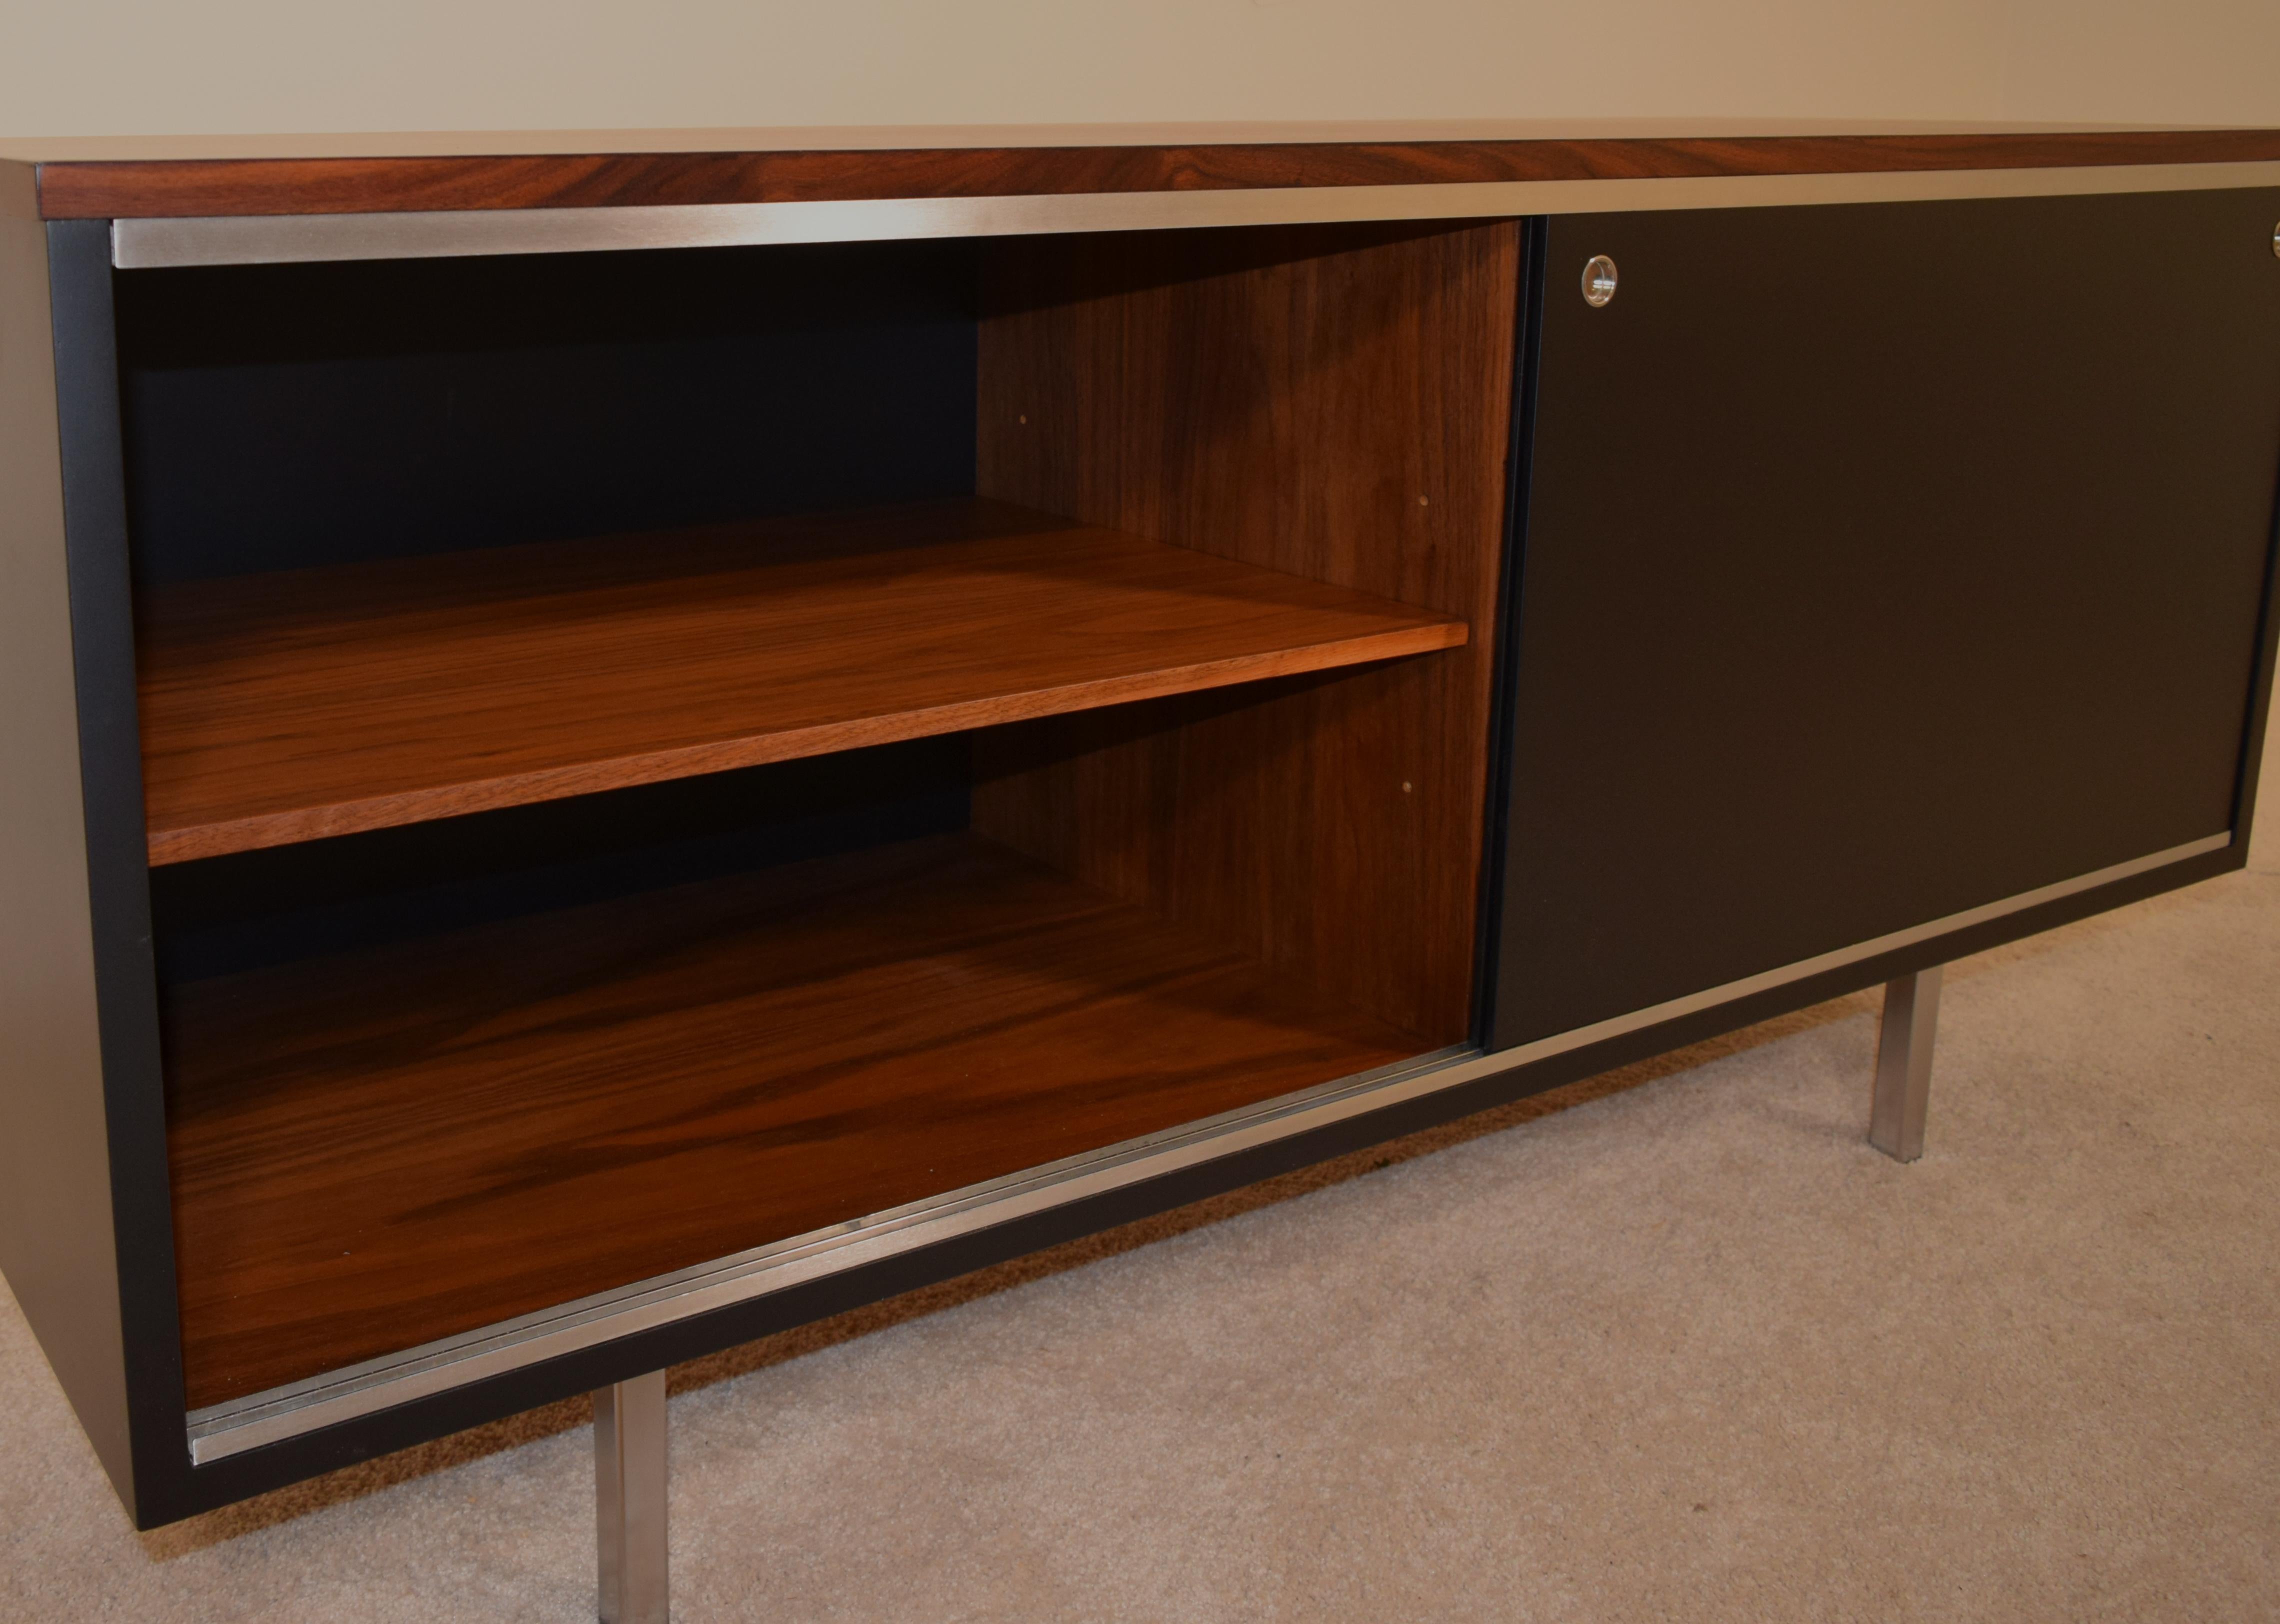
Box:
2;126;2276;1618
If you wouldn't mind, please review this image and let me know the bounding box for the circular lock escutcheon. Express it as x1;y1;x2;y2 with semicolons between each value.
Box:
1581;254;1618;308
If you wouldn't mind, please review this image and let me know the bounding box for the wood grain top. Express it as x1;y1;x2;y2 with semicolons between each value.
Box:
166;830;1424;1406
0;118;2212;164
136;498;1466;864
41;128;2280;220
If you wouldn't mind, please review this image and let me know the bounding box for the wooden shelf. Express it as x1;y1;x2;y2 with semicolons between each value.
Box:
164;832;1424;1408
137;498;1466;865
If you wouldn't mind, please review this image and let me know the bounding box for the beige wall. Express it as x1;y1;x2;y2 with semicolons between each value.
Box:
2;0;2278;139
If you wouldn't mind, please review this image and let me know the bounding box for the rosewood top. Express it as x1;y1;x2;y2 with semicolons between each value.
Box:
24;127;2280;221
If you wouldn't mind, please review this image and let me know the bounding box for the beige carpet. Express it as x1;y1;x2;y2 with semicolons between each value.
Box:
4;828;2277;1620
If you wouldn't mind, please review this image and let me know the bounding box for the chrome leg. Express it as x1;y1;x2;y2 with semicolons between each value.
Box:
1869;965;1942;1162
595;1372;669;1624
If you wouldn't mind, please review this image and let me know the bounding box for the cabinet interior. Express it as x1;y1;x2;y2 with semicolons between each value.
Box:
124;220;1522;1410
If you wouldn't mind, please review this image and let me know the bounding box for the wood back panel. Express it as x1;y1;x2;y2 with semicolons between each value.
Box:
39;130;2280;220
972;221;1520;1044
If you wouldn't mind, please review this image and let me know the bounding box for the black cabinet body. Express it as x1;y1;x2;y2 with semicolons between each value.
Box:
1490;190;2280;1050
8;174;2279;1530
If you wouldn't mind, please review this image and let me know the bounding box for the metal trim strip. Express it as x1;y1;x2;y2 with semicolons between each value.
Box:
184;830;2228;1462
115;162;2280;270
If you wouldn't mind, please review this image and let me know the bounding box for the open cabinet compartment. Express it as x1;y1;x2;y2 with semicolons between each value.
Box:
123;219;1522;1414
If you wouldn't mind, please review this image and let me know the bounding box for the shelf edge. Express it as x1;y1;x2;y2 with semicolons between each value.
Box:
145;619;1465;865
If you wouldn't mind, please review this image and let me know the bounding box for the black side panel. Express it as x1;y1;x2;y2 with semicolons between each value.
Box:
0;198;140;1506
1493;189;2280;1050
38;221;190;1521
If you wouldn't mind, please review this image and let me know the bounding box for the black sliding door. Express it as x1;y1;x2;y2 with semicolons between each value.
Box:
1491;188;2280;1050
